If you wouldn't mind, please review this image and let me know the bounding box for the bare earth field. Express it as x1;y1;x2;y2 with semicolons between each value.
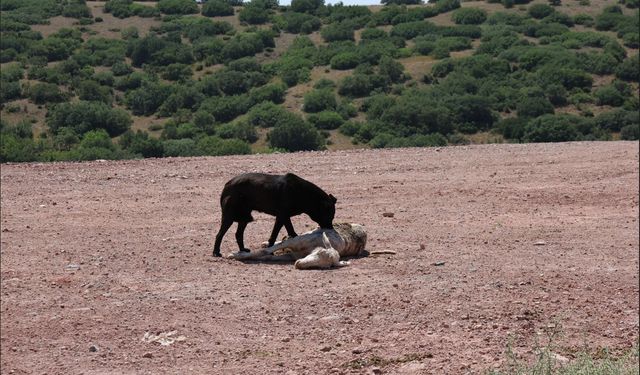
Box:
1;142;638;374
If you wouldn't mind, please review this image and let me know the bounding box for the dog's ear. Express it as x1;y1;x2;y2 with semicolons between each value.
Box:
329;194;337;204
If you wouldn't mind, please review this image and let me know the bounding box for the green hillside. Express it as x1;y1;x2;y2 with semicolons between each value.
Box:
0;0;638;162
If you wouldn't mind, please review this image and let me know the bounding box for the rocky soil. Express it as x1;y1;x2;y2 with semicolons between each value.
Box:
1;141;638;374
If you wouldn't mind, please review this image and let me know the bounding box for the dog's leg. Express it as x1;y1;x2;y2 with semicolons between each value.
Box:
283;217;298;238
268;218;284;247
213;216;233;257
235;221;250;252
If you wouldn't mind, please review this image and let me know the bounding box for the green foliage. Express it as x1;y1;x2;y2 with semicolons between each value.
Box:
250;83;286;104
268;113;324;151
27;82;65;104
281;12;321;34
307;111;344;129
62;2;92;19
451;8;487;25
321;22;355;42
381;0;422;5
523;114;582;142
528;4;555;19
291;0;324;13
248;101;289;128
594;109;639;132
239;0;275;25
338;74;374;97
119;130;163;158
162;138;199;157
199;95;252;123
125;80;173;116
620;124;639;140
157;0;198;15
76;79;112;104
202;0;234;17
616;54;640;81
217;121;258;143
197;136;252;156
330;52;360;70
303;89;337;113
595;84;626;107
47;101;132;137
517;95;555;118
105;0;159;18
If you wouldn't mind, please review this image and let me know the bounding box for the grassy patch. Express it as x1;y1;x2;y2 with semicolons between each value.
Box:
489;323;639;375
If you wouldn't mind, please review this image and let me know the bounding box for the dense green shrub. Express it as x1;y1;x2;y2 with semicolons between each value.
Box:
199;95;252;123
303;89;337;113
76;80;112;104
197;136;252;156
62;3;92;19
162;138;199;157
119;130;163;158
595;84;626;107
26;82;64;104
361;28;387;40
249;83;286;104
616;54;639;81
282;12;321;34
248;101;288;128
620;124;639;140
528;4;554;19
239;0;275;24
202;0;234;17
268;113;324;151
47;101;132;136
516;95;555;118
338;74;373;97
217;121;258;143
307;111;344;129
594;109;639;132
330;52;360;70
523;114;580;142
451;8;487;25
125;80;173;116
157;0;198;15
321;23;355;42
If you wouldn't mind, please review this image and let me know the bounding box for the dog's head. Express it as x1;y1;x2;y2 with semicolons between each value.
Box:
310;194;336;229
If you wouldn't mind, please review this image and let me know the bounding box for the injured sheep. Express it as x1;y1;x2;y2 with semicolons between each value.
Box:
229;223;367;270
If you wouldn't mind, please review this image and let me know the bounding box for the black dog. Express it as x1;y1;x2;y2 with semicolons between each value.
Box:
213;173;337;257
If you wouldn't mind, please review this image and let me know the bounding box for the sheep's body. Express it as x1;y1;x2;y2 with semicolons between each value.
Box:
230;223;367;269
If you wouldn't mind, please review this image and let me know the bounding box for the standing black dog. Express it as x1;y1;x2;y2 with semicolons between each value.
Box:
213;173;337;257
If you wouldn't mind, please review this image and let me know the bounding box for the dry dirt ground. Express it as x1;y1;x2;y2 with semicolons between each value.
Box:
1;141;638;374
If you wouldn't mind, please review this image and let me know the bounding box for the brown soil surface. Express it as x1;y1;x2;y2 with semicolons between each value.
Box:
1;142;638;374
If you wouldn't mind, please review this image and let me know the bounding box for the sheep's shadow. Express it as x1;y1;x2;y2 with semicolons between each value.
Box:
230;250;370;267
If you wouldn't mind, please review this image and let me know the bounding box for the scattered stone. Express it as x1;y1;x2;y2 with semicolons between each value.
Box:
534;241;547;246
382;212;395;218
64;264;80;271
370;367;382;375
142;352;153;358
352;348;363;354
433;261;445;266
419;244;425;250
89;345;98;353
320;345;332;352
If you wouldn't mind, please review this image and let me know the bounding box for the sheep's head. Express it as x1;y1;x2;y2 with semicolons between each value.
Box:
294;232;340;270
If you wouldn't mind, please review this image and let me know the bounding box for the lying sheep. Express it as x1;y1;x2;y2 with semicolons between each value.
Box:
229;223;367;269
